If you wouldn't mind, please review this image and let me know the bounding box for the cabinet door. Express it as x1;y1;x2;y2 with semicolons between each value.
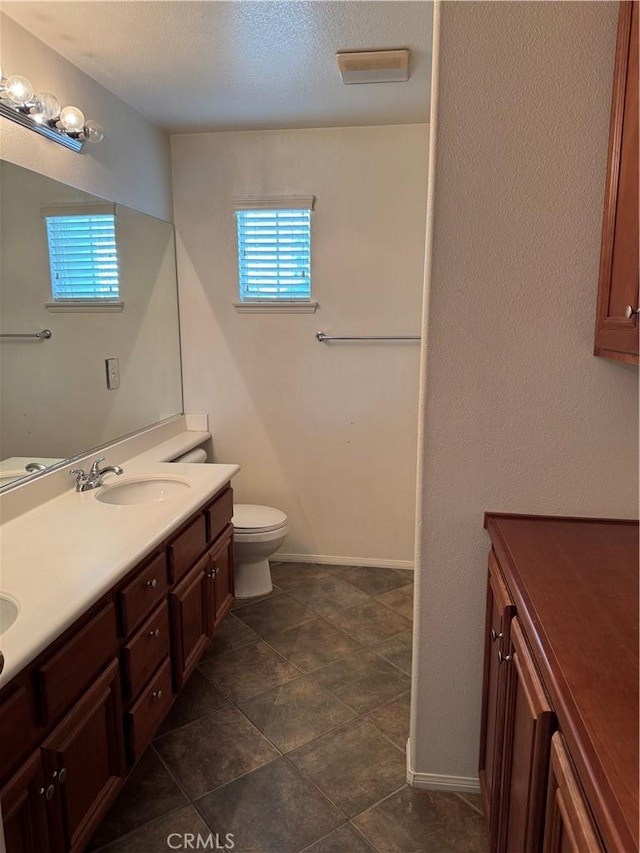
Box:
41;660;125;853
0;752;49;853
498;618;554;853
543;733;602;853
479;552;516;847
206;526;235;635
169;553;209;689
594;1;639;363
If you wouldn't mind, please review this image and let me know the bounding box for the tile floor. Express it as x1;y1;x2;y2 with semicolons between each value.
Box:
88;563;488;853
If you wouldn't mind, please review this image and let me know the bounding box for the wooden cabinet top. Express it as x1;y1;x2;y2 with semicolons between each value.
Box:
484;513;639;852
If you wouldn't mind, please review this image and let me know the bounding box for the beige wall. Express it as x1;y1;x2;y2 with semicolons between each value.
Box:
0;14;172;221
172;125;429;565
410;1;639;788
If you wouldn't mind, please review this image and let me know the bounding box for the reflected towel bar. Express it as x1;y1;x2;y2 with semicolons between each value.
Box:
0;329;53;340
315;330;421;342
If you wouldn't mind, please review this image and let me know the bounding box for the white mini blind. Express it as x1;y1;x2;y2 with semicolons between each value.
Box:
234;196;314;302
44;213;120;301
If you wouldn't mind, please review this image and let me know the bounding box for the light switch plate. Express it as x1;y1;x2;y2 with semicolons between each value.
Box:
105;357;120;390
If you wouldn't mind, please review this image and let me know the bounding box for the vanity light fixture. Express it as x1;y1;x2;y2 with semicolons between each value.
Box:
0;63;104;152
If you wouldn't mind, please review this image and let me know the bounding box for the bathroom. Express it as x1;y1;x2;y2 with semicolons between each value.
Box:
0;2;638;852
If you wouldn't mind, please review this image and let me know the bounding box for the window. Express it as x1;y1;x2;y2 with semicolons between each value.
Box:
233;196;317;313
42;203;121;308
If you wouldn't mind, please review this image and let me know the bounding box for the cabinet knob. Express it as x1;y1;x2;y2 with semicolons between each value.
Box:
498;650;512;664
45;784;55;801
490;629;503;642
207;566;218;579
54;768;67;784
152;689;163;701
624;305;640;319
148;628;161;639
145;578;158;589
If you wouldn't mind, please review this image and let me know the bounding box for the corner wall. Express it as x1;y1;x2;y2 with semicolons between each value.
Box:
172;125;429;565
411;1;638;786
0;13;172;220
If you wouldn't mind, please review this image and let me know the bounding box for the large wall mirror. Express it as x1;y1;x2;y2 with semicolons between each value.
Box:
0;161;183;489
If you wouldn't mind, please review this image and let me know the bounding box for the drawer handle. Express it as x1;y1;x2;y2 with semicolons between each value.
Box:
207;565;219;579
53;768;67;784
490;629;503;642
148;628;161;639
44;784;55;801
498;650;512;664
152;689;163;701
145;578;158;590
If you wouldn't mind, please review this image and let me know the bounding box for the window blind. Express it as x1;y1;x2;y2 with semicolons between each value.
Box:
45;214;120;301
235;208;311;301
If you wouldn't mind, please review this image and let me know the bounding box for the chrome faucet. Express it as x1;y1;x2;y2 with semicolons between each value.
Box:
71;457;124;492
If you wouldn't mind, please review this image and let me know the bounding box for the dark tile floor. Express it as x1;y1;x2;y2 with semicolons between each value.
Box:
88;563;487;853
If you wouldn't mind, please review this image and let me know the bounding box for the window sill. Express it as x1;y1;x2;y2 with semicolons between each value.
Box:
45;301;124;313
233;301;318;315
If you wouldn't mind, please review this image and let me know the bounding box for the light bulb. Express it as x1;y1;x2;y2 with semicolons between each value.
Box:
59;105;85;132
5;75;34;106
83;119;104;143
31;92;61;123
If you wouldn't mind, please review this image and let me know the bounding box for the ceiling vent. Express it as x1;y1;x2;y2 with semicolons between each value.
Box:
336;49;410;85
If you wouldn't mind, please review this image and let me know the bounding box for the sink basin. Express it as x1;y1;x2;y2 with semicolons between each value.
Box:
0;594;19;633
96;477;190;505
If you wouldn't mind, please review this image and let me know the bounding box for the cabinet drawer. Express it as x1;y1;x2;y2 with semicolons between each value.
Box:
205;486;233;546
36;603;117;724
168;514;207;584
125;657;173;764
0;684;41;785
118;552;168;636
122;601;170;702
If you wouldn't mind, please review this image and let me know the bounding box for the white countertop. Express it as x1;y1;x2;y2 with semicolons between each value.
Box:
0;441;239;689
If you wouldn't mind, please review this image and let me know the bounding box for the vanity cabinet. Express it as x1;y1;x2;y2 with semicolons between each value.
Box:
0;482;236;853
482;514;638;853
543;733;601;853
594;0;639;364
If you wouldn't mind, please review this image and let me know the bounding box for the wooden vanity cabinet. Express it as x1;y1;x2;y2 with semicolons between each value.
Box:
207;524;235;634
0;481;236;852
594;0;639;364
479;553;515;846
543;734;601;853
482;514;639;853
0;753;49;853
497;618;554;853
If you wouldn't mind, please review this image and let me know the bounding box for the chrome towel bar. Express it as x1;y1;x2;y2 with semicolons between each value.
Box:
0;329;52;340
315;330;421;342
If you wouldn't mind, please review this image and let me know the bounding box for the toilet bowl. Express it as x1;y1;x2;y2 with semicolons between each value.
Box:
232;504;288;598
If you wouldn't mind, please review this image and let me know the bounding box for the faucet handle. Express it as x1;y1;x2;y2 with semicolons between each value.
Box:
90;457;106;475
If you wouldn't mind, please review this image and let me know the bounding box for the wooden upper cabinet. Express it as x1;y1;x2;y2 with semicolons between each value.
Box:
594;1;639;363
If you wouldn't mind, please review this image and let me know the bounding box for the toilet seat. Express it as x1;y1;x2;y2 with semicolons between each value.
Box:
233;504;287;533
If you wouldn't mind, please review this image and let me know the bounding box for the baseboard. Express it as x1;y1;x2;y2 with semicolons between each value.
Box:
274;552;414;571
405;741;480;793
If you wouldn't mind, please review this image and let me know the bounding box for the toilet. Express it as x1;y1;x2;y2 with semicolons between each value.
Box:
232;504;288;598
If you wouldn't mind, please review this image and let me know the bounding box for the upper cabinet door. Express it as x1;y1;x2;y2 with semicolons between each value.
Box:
594;1;639;364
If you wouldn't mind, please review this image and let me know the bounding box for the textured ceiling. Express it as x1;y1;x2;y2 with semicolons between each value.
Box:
2;1;433;133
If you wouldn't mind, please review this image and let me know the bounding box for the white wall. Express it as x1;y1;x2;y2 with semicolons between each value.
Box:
0;13;172;221
410;1;639;787
172;125;429;565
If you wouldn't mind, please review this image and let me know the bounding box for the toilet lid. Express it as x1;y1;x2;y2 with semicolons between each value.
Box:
233;504;287;532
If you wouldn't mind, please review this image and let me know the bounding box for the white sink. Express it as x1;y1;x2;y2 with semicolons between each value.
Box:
0;594;19;633
96;476;190;505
